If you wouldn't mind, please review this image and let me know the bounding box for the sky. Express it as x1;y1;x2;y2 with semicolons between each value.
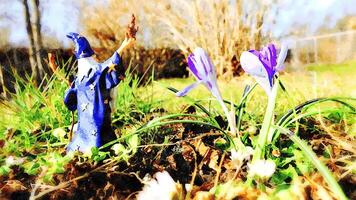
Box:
264;0;356;37
0;0;82;47
0;0;355;48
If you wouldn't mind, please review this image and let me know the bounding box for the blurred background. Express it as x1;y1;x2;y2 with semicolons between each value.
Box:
0;0;355;96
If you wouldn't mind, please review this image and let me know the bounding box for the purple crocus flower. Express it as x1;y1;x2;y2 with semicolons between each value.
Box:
176;47;222;100
240;43;288;95
177;47;236;134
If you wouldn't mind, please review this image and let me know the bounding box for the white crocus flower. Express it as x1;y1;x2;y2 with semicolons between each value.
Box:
137;171;183;200
230;146;254;169
5;156;25;166
248;159;276;180
52;128;66;139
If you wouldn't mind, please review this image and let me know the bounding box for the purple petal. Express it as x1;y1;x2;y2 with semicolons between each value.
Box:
187;47;217;82
275;44;288;71
250;48;275;75
267;44;277;67
240;51;272;95
259;44;278;87
200;49;213;73
176;81;202;97
187;54;202;80
199;56;209;76
184;48;221;99
241;43;284;94
193;48;220;93
249;50;260;57
251;51;274;87
206;80;213;90
193;48;211;77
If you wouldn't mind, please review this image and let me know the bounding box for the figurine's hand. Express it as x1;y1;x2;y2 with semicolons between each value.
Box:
117;14;138;55
117;37;135;55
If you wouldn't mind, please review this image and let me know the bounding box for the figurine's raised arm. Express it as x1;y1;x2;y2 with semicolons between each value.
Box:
102;14;138;90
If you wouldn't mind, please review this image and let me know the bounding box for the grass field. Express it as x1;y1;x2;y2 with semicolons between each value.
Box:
152;61;356;114
0;61;355;199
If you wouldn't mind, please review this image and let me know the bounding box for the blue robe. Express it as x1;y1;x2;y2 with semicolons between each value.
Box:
64;52;123;153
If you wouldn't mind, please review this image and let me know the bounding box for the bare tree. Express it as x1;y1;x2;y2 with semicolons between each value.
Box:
22;0;45;83
22;0;39;82
31;0;45;77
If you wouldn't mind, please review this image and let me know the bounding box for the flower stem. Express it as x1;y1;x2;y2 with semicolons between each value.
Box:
218;98;236;135
252;81;279;162
216;96;244;149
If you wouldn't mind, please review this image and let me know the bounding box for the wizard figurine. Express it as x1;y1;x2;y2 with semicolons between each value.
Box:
64;15;138;153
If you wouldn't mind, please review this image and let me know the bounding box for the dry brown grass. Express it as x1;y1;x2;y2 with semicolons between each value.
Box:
81;0;268;77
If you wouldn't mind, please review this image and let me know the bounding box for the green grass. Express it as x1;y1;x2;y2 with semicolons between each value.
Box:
148;62;356;119
306;60;356;74
141;62;355;199
0;61;355;199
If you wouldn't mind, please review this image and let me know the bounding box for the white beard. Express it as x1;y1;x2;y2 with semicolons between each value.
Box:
77;57;98;79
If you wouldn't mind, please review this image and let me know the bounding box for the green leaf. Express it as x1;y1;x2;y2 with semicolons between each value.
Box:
215;138;229;150
0;165;11;176
294;150;314;175
327;111;343;123
112;143;126;155
91;147;99;157
273;125;348;200
43;173;54;184
271;165;298;185
323;145;332;159
91;147;108;162
24;162;40;175
127;134;139;149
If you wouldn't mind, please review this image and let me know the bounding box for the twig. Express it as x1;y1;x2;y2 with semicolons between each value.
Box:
136;132;223;149
33;173;89;199
186;141;199;200
69;111;75;141
232;159;244;180
48;53;75;142
32;159;118;199
214;152;226;188
125;191;139;200
111;171;145;183
198;148;211;172
29;183;40;200
31;131;222;198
